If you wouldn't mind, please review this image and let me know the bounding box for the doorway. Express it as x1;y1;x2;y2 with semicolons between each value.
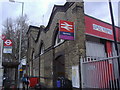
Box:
53;55;65;87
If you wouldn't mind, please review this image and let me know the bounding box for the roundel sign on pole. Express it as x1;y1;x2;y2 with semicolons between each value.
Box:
4;39;12;46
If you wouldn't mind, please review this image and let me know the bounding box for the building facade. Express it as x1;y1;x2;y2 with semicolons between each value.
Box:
27;2;85;88
27;2;120;88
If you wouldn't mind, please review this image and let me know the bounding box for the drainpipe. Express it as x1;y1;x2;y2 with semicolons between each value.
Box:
39;55;40;82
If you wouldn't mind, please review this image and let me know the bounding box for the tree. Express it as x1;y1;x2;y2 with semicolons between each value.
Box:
2;15;29;62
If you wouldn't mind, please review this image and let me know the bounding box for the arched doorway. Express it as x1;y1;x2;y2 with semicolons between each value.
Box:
53;55;65;87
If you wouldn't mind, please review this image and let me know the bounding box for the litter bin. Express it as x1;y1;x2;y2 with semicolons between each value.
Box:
56;77;72;88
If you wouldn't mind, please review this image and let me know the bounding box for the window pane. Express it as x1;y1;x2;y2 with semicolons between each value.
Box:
40;44;44;55
55;32;64;46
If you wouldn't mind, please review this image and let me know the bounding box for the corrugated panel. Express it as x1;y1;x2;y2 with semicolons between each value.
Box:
112;42;117;56
86;41;106;57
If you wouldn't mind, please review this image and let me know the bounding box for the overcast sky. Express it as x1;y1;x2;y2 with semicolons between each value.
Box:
0;0;119;34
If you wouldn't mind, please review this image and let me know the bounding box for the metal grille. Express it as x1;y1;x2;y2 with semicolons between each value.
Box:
81;56;120;88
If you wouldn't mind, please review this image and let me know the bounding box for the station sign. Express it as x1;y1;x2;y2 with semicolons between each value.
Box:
59;20;75;40
85;15;120;42
4;39;12;46
3;39;12;53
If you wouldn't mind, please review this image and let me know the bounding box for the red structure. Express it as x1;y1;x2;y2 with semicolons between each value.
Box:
85;15;120;42
83;15;120;88
29;77;39;88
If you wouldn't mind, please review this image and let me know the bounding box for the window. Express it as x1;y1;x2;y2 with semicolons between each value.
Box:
32;51;35;60
40;44;44;55
55;32;64;46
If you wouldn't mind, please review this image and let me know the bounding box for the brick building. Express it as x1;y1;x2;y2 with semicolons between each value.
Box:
27;2;85;88
27;2;120;88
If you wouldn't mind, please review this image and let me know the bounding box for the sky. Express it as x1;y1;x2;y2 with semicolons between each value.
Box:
0;0;119;35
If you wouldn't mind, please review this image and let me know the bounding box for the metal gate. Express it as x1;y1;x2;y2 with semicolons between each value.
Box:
81;56;120;88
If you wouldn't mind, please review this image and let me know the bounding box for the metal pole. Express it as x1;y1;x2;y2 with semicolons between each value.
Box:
0;39;3;68
0;39;3;88
17;1;24;64
9;0;24;88
109;0;119;56
9;0;24;62
18;2;24;88
109;0;120;82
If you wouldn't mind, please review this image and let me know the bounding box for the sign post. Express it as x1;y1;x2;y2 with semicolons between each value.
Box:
0;34;5;89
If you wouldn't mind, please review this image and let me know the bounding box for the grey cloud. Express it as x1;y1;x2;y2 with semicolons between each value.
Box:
2;2;22;23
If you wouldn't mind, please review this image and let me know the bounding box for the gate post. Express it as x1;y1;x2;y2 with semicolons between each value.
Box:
79;56;84;89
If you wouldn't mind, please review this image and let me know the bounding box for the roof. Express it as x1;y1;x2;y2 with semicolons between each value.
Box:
44;2;75;32
27;25;40;34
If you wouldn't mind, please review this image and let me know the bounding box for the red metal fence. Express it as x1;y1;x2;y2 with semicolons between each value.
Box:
81;56;120;88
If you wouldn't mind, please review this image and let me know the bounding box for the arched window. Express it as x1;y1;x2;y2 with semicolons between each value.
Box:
33;52;35;60
40;43;44;55
32;51;35;60
54;32;64;46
